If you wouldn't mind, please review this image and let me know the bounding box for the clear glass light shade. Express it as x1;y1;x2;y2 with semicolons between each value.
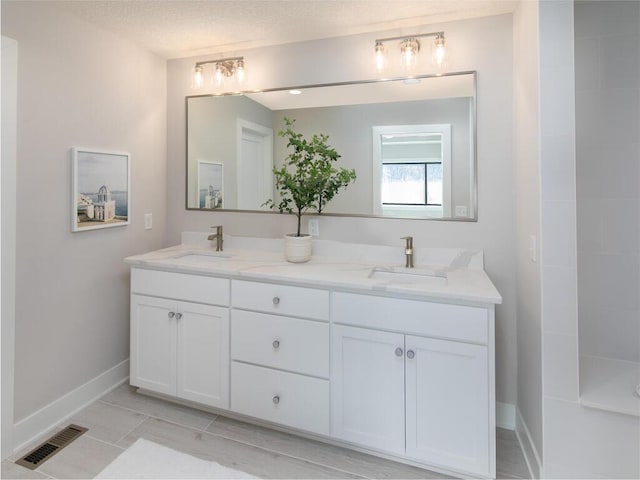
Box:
190;57;246;90
214;64;224;86
400;38;420;70
374;42;386;71
236;59;246;84
433;35;446;67
191;66;204;89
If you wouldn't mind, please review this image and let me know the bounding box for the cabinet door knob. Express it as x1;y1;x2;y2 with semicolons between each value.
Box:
272;395;280;405
272;296;280;305
175;312;183;320
395;347;403;357
168;312;175;319
272;340;280;349
406;350;415;359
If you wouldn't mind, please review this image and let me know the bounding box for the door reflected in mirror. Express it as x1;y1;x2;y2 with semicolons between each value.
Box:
186;71;476;220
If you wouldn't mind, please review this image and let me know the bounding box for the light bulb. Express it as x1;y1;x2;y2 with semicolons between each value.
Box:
236;59;245;84
433;34;446;67
400;38;419;70
215;63;224;86
374;41;386;72
191;65;204;89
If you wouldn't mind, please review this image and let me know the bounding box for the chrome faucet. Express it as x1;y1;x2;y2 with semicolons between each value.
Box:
208;225;223;251
402;236;414;268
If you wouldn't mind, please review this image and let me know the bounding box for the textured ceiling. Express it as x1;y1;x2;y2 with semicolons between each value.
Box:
54;0;517;59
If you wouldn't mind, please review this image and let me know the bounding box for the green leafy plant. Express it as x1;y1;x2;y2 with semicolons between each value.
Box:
264;117;357;237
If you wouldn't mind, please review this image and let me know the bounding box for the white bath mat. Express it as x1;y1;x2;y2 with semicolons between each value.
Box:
95;438;257;479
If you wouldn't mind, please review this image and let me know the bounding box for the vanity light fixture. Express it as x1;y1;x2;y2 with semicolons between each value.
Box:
374;32;446;72
191;56;246;90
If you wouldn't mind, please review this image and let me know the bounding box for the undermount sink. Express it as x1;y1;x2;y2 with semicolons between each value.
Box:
171;251;234;263
369;266;448;286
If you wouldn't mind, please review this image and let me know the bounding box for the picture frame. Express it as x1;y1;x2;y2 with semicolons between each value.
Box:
71;147;130;232
197;161;224;209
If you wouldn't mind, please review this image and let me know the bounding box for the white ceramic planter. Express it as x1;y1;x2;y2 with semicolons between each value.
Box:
284;234;312;263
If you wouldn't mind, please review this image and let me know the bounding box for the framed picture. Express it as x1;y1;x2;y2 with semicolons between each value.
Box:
198;161;223;209
72;148;130;232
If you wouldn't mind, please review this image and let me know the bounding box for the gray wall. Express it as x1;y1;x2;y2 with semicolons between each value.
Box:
2;1;167;421
2;35;18;459
167;13;518;408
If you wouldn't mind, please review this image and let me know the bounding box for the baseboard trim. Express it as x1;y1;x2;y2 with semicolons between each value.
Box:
497;401;516;430
515;407;542;479
12;359;129;453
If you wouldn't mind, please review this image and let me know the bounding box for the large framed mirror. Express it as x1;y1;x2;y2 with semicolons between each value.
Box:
186;71;476;220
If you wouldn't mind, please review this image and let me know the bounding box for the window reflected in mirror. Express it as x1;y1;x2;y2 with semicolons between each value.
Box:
374;125;451;218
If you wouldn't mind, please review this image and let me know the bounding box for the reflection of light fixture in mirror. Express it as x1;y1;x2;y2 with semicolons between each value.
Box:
374;32;446;73
190;56;246;90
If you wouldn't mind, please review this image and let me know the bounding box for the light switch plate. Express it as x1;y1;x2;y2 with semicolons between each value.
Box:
455;205;468;217
144;213;153;230
529;235;537;263
308;218;319;237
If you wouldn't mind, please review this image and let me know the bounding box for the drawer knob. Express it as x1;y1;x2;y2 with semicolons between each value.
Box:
272;296;280;305
406;350;415;359
272;395;280;405
175;312;183;320
272;340;280;349
168;312;175;319
395;347;403;357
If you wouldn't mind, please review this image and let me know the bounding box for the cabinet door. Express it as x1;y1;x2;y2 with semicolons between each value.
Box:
331;325;405;454
405;335;490;477
177;302;229;409
130;295;177;396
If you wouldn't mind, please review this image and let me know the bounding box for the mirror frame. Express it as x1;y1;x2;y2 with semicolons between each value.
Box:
185;70;477;221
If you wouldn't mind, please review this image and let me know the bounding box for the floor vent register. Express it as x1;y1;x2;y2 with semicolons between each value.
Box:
15;424;88;470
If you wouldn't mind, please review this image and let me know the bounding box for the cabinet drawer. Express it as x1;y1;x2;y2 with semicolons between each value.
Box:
231;310;329;378
131;268;229;306
232;280;329;321
231;362;329;435
332;292;488;344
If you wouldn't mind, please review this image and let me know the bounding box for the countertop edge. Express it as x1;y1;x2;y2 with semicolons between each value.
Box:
125;252;503;307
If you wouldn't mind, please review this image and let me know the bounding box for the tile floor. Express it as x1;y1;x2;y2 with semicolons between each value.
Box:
2;383;531;479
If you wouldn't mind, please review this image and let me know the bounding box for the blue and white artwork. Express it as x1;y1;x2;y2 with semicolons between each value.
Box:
72;148;130;232
198;161;223;209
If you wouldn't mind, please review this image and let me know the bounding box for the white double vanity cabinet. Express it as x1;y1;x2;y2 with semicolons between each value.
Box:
127;235;502;479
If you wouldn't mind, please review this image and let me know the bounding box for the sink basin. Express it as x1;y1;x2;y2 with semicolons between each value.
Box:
170;251;234;264
369;266;447;286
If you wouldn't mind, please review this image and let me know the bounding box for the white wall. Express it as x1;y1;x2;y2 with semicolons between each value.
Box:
539;1;639;478
513;0;542;475
168;14;518;407
1;0;167;437
575;0;639;363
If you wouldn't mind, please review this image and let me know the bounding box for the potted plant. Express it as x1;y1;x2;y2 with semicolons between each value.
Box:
264;117;356;262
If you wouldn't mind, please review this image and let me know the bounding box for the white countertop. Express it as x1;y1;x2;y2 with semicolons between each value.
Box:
125;233;502;306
